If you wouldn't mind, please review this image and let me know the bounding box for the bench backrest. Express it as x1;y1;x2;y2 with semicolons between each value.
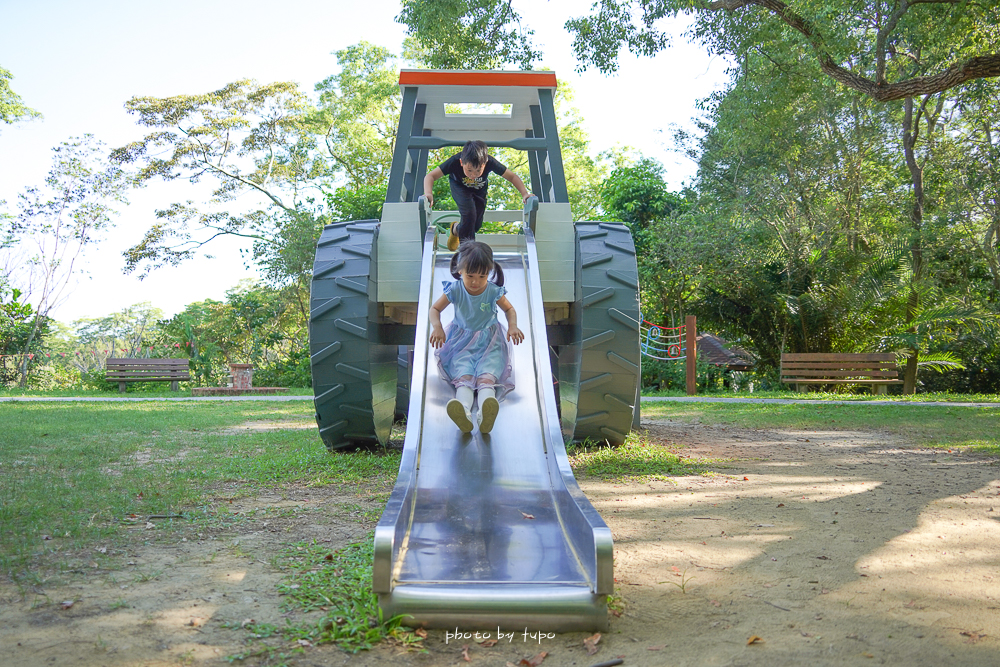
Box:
780;353;899;379
106;358;191;379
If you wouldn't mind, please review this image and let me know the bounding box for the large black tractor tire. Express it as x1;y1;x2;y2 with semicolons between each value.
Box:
309;221;397;450
572;222;641;445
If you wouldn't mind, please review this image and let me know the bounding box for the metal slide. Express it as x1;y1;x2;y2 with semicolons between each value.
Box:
373;226;613;632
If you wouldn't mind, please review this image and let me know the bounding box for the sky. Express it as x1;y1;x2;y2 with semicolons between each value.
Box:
0;0;730;324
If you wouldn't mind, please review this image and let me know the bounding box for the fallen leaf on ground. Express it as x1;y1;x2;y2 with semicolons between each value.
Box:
461;644;471;662
583;632;601;655
479;638;497;647
240;618;255;628
961;630;986;643
747;636;764;645
519;651;548;666
415;627;428;638
816;555;830;560
648;644;666;650
297;639;312;647
521;512;535;519
187;617;206;627
59;600;74;610
744;477;749;481
710;600;721;607
776;503;784;507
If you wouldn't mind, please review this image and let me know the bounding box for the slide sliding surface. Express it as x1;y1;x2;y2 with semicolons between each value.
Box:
373;228;613;632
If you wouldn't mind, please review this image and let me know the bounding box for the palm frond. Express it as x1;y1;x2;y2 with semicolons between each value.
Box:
915;351;966;373
908;304;995;329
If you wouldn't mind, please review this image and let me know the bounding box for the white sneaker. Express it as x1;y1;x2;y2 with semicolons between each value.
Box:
447;399;474;433
478;396;499;434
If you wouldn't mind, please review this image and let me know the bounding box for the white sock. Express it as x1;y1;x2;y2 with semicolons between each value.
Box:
456;386;474;411
477;387;496;406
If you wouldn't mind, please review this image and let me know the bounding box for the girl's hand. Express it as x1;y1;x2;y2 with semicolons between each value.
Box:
429;326;446;348
507;326;524;345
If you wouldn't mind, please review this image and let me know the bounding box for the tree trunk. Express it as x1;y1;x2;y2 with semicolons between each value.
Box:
901;96;927;395
16;314;44;389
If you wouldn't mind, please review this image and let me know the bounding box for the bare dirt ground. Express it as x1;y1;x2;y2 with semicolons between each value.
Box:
3;416;1000;667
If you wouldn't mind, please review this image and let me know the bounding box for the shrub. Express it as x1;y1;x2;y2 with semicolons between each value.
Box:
254;348;311;388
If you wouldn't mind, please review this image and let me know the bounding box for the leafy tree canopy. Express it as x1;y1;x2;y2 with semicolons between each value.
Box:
397;0;541;70
601;157;687;228
0;66;41;129
313;42;401;188
113;79;327;280
565;0;1000;101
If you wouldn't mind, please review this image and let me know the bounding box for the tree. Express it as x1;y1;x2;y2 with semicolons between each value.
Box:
0;284;38;385
157;282;301;385
565;1;1000;393
0;66;41;129
313;42;401;189
3;135;127;386
397;0;541;70
600;157;699;324
565;0;1000;101
113;79;327;281
73;302;165;363
114;42;402;299
677;62;901;368
943;80;1000;298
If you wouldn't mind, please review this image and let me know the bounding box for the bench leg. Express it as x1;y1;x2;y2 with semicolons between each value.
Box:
797;383;809;393
874;384;887;395
119;382;126;393
171;381;179;392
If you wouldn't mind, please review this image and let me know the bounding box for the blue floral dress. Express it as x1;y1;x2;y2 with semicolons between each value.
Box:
435;280;515;400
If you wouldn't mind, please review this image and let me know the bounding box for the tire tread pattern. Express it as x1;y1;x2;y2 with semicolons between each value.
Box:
309;221;396;450
574;222;640;445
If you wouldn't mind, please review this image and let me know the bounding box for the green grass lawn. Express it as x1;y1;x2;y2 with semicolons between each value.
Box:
642;388;1000;403
0;400;399;578
0;386;314;398
641;400;1000;452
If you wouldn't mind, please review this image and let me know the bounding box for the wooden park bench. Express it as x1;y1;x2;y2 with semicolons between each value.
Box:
105;358;191;392
780;353;903;394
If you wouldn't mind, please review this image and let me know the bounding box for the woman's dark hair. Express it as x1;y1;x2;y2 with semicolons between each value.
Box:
450;240;504;286
460;140;489;168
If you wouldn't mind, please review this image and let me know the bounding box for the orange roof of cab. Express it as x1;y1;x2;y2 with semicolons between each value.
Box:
398;71;557;88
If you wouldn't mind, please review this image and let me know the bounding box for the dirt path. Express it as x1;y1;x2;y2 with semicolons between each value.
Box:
3;417;1000;666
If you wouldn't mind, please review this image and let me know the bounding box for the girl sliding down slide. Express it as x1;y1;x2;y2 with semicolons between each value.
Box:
428;241;524;434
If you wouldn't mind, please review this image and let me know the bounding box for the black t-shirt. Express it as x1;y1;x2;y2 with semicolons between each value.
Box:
440;153;507;193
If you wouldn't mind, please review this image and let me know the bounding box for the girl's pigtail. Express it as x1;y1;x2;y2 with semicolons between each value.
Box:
450;250;462;280
491;263;505;287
